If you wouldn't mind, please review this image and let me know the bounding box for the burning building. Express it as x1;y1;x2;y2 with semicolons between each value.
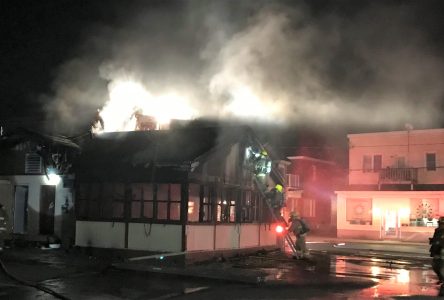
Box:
74;123;284;258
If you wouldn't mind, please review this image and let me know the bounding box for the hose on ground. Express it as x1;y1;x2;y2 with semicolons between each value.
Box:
0;254;70;300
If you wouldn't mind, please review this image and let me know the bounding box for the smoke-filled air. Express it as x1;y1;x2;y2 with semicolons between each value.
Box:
43;1;444;133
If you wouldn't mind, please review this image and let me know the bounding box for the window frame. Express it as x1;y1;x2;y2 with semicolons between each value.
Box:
362;155;372;173
426;153;437;171
373;154;382;172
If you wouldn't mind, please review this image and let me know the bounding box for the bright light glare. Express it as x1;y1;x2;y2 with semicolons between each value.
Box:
373;207;381;217
225;86;268;118
275;225;284;234
399;207;410;217
98;80;196;132
396;269;410;283
45;174;61;185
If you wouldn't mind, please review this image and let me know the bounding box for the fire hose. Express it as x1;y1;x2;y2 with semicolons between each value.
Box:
0;255;70;300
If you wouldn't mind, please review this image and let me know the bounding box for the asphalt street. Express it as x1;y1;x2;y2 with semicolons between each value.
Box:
0;237;439;299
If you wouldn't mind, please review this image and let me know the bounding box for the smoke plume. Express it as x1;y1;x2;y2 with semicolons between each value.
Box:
44;1;444;134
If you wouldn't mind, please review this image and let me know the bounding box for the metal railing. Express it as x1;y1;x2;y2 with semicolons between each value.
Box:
379;167;418;183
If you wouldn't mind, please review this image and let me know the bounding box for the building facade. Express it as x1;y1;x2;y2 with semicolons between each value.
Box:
0;129;78;245
336;128;444;242
74;126;282;256
284;156;343;236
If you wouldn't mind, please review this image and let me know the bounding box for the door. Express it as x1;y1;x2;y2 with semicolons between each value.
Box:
382;209;399;239
14;185;28;234
40;185;55;235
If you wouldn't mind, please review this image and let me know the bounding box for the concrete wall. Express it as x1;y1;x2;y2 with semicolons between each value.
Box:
348;128;444;185
186;223;277;252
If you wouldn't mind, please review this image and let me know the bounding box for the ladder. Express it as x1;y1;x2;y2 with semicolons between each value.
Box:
252;176;301;258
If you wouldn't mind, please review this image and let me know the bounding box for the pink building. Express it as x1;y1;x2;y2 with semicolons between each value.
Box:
284;156;344;236
336;128;444;242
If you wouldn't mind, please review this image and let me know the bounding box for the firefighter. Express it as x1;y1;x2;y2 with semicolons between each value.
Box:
0;203;9;250
287;211;310;258
429;216;444;292
265;184;284;221
252;150;271;175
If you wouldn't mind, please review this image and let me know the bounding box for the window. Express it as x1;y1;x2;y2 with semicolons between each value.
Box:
363;155;372;173
240;190;258;222
156;184;181;221
78;182;181;222
286;174;300;188
395;157;406;168
131;184;154;219
426;153;436;171
200;186;213;222
303;198;315;218
169;184;181;221
101;183;124;219
217;188;237;222
76;183;125;220
409;198;439;227
157;184;169;220
346;198;372;225
188;184;200;222
373;155;382;172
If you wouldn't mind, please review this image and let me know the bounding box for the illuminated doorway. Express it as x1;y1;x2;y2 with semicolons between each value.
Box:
382;209;399;239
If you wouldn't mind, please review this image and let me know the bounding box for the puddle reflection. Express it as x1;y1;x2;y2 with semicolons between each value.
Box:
331;255;438;297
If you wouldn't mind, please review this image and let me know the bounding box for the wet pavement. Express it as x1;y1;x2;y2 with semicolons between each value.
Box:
0;237;441;299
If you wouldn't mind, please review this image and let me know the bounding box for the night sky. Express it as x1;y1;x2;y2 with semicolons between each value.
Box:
2;0;444;136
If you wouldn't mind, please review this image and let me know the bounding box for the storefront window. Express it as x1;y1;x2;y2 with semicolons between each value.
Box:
409;198;439;227
346;198;372;225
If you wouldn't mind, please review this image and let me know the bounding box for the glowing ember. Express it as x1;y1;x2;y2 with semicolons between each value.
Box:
95;80;196;133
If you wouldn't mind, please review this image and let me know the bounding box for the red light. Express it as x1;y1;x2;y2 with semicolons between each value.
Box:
275;225;284;234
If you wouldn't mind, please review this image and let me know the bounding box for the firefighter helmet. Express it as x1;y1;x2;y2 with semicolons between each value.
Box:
275;184;283;193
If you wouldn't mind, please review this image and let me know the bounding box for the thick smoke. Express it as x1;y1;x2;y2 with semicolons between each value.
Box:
44;1;444;133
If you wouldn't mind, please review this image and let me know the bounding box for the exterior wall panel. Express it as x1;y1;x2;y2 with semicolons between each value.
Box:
239;224;260;248
186;225;215;251
215;224;240;250
128;223;182;252
75;221;125;248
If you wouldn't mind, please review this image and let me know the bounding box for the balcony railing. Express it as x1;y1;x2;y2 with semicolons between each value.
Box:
378;168;418;183
286;174;302;189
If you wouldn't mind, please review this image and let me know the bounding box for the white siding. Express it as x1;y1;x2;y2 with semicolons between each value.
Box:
76;221;125;249
128;223;182;252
